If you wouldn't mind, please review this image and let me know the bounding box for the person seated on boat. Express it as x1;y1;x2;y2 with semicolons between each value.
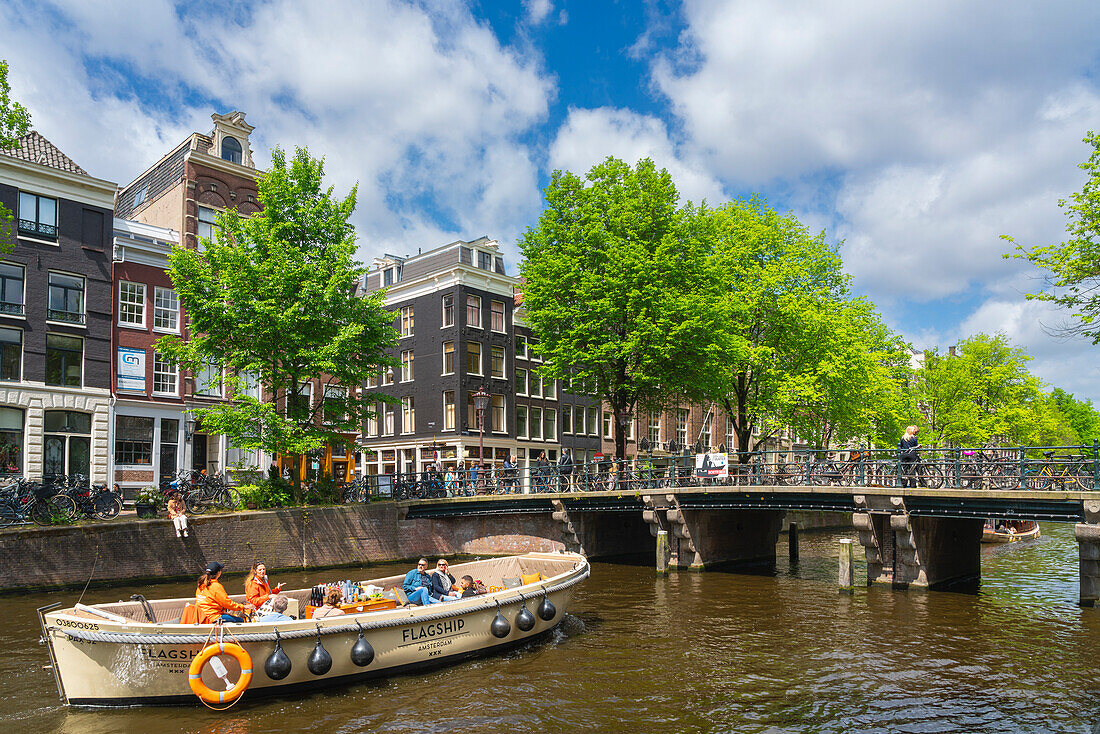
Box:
244;562;283;609
456;575;482;598
196;561;252;624
313;587;346;619
431;559;461;601
402;558;442;605
257;595;293;622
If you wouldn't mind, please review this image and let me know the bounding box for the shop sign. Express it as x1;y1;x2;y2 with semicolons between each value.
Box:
117;348;145;391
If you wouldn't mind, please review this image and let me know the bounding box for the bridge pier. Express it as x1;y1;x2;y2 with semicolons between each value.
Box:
642;495;783;569
1076;501;1100;606
551;500;655;559
853;496;983;588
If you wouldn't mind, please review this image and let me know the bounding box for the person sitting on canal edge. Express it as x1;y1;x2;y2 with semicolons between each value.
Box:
167;493;188;538
257;594;293;622
245;561;283;609
431;558;460;601
196;562;252;623
402;558;441;605
313;587;346;619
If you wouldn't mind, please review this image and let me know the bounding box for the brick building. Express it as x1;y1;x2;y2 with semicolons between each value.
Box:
0;132;116;484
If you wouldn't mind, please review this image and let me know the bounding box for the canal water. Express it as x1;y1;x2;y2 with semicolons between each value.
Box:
3;523;1100;733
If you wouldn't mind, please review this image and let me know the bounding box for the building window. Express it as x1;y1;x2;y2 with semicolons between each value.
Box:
588;407;599;436
649;411;661;445
491;394;505;432
491;346;505;378
530;407;543;440
196;361;222;397
544;376;556;400
530;337;542;362
398;306;414;337
153;288;179;331
442;294;454;327
366;372;379;389
383;268;394;286
529;373;542;399
18;192;57;239
221;135;243;164
443;391;455;431
467;342;482;375
366;410;378;437
726;417;736;451
239;370;260;399
48;272;85;324
515;334;527;359
159;419;179;481
384;404;395;435
0;263;24;316
676;409;688;446
401;349;414;382
516;405;528;438
478;251;492;270
562;407;572;434
197;205;217;243
323;385;347;424
701;414;712;449
603;412;612;439
466;295;481;328
543;409;556;442
401;396;415;434
119;281;145;327
574;405;586;435
491;300;505;332
45;334;82;387
515;368;527;395
442;341;455;375
287;381;312;421
0;328;20;381
153;353;177;395
115;415;154;466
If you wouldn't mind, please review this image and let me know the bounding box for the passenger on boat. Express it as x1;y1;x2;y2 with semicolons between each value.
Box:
313;587;346;618
196;562;251;623
244;562;283;608
257;595;293;622
456;575;482;597
402;558;441;605
166;493;188;538
431;559;460;601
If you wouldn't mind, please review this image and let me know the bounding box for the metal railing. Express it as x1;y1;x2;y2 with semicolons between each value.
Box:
350;441;1100;501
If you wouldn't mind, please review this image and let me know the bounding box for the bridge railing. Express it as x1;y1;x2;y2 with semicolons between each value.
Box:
347;440;1100;501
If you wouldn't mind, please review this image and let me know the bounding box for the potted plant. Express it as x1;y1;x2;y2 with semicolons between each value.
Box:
135;487;161;519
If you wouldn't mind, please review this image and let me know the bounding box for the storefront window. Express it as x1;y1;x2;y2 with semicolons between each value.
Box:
115;415;154;465
0;407;23;475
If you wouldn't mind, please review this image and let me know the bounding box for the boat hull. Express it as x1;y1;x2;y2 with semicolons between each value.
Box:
43;552;587;707
982;522;1041;543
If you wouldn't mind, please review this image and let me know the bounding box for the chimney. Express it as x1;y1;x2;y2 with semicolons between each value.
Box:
948;345;956;357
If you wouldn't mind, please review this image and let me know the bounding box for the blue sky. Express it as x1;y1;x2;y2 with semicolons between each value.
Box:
2;0;1099;402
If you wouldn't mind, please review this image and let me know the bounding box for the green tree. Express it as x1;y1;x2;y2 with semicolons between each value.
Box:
1007;131;1100;342
0;60;31;250
1050;387;1100;443
157;147;398;500
518;157;718;459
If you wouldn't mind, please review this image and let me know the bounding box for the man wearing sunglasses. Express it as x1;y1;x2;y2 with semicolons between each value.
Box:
401;558;441;606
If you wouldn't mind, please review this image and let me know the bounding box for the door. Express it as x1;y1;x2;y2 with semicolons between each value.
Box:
68;437;89;485
192;433;207;472
43;435;65;482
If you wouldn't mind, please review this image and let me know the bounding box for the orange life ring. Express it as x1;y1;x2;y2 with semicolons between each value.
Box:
188;642;253;704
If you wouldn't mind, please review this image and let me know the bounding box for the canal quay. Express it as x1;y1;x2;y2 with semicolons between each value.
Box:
5;523;1100;733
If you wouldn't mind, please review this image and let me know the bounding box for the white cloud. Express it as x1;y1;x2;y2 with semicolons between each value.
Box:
0;0;554;266
549;107;726;206
524;0;553;25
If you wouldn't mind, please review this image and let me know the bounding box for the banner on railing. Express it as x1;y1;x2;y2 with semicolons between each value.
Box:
695;453;728;479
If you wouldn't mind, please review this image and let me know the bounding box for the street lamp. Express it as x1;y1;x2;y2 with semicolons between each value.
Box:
473;386;490;465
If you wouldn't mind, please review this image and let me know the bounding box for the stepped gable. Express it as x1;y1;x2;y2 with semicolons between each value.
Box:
0;130;88;175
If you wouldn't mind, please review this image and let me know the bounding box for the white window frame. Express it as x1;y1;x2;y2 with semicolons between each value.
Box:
588;407;599;436
515;368;527;396
515;334;528;360
490;300;505;333
443;391;455;431
561;407;572;435
442;341;455;375
543;409;556;442
490;345;505;379
530;406;543;440
467;341;482;376
400;349;414;382
195;361;222;397
516;405;529;439
152;353;178;396
153;287;179;333
323;385;347;424
118;281;146;328
400;305;414;337
383;404;395;436
466;294;482;329
491;394;506;434
441;294;454;328
401;396;415;434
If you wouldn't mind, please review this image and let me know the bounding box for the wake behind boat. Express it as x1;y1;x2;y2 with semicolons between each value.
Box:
39;551;589;707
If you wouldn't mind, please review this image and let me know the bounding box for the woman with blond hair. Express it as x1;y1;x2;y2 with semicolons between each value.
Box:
899;425;920;488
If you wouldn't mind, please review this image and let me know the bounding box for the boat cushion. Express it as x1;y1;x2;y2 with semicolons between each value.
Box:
502;576;522;589
521;573;542;586
180;604;200;625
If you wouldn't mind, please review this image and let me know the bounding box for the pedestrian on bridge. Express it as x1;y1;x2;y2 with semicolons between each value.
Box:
899;425;920;488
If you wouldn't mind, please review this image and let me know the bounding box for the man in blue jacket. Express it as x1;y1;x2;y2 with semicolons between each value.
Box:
402;558;441;605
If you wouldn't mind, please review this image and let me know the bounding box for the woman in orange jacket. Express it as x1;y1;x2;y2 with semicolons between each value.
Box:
244;562;283;609
196;562;251;624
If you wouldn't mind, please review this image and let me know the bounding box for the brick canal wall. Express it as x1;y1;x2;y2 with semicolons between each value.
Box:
0;504;565;593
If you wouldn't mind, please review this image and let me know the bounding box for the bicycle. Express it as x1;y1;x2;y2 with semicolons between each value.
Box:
1022;451;1091;490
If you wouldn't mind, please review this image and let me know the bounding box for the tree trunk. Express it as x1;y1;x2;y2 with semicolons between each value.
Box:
735;372;753;465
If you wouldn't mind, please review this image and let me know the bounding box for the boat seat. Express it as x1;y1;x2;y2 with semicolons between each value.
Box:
179;604;200;625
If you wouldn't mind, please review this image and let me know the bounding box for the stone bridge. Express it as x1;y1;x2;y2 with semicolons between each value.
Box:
401;485;1100;604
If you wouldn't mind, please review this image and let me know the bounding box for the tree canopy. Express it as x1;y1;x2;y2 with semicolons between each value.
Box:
1007;131;1100;342
157;147;398;497
0;60;31;251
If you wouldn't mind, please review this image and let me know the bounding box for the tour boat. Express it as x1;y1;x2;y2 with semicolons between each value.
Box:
981;520;1041;543
38;551;589;707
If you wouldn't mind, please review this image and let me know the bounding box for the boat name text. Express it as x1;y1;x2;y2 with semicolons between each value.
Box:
402;618;465;643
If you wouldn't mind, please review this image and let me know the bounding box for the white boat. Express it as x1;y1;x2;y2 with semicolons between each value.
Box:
39;551;589;707
981;520;1041;543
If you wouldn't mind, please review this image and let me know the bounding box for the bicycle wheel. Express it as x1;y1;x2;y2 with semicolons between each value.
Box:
94;493;122;520
221;488;242;510
0;499;19;527
185;491;209;514
918;464;944;489
987;463;1018;490
32;495;76;525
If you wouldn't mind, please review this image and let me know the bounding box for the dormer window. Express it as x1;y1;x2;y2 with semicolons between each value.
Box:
221;136;242;164
383;268;394;286
477;251;492;270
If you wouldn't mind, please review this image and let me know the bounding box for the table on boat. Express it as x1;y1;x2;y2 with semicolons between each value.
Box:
304;598;397;618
